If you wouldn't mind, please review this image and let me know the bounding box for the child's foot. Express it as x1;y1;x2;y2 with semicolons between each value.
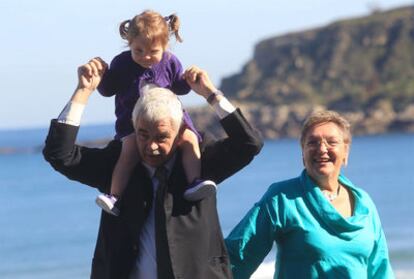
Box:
183;179;217;201
95;194;120;216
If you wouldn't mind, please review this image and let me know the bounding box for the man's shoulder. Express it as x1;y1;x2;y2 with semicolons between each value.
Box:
50;120;123;156
198;131;217;152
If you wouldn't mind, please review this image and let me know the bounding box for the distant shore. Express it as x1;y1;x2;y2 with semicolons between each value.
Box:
0;146;43;155
0;138;111;155
1;130;413;155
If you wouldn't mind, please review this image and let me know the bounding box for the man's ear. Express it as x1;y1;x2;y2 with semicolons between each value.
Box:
178;124;187;136
174;124;185;146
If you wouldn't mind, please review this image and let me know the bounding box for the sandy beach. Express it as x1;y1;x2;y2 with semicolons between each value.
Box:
251;262;414;279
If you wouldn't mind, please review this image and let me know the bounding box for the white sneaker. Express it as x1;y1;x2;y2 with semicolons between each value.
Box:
183;180;217;202
95;194;120;216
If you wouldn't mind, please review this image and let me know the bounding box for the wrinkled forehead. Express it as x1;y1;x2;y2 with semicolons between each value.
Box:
137;116;179;134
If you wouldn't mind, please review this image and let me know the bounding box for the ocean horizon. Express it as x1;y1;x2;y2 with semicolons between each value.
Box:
1;126;413;278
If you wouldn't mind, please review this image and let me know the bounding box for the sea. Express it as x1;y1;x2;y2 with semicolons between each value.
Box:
0;124;413;279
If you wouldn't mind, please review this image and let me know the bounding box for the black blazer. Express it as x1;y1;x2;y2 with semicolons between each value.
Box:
43;109;263;279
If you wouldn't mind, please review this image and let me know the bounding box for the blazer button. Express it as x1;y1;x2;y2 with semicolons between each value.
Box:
133;245;138;251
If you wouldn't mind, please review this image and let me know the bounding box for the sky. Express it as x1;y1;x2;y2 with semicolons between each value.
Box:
1;0;413;130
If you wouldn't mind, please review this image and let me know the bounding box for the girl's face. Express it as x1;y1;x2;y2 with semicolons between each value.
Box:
130;36;165;68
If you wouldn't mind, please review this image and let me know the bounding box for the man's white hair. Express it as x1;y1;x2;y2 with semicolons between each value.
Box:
132;85;183;131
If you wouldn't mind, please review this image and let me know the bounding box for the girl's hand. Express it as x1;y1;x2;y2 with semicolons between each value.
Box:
77;57;108;92
183;66;217;99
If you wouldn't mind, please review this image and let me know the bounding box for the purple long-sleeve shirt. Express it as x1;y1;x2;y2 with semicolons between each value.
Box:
98;51;192;139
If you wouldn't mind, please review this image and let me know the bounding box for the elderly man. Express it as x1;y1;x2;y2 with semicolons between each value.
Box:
43;58;263;279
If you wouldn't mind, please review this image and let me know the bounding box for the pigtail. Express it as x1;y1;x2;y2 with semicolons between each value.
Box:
119;19;130;40
165;14;183;43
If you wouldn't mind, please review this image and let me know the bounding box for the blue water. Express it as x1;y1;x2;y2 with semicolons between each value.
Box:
0;128;413;278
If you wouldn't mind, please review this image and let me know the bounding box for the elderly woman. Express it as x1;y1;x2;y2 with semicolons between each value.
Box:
225;110;394;279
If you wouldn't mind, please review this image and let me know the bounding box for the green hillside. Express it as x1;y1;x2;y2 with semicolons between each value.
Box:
190;6;414;138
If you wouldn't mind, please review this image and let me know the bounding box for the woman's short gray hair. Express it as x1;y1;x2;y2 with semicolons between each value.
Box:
300;110;352;147
132;86;183;131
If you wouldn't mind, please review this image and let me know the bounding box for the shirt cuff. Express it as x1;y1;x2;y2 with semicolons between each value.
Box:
212;97;236;119
57;101;85;126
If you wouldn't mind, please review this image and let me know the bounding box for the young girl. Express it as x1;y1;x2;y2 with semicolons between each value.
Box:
96;10;216;216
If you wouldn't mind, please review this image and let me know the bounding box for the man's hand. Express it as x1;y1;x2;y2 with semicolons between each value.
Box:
77;57;107;92
71;57;108;104
183;66;218;99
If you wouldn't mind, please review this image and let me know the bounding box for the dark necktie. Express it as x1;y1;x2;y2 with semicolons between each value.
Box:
153;166;174;277
154;166;168;192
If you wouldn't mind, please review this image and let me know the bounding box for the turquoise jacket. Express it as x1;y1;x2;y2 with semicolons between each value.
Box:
225;170;394;279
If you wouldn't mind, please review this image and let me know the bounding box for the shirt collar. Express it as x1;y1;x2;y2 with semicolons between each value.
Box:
142;153;176;179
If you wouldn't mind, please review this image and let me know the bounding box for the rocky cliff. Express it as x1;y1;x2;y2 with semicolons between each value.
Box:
189;6;414;138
